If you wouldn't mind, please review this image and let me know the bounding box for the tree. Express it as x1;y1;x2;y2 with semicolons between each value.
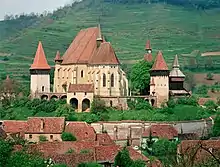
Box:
204;100;218;111
0;139;13;166
61;132;77;141
55;104;77;121
78;162;102;167
114;147;133;167
206;72;214;80
130;60;152;95
212;115;220;137
90;98;107;114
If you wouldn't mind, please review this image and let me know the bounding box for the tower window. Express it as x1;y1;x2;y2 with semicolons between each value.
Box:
29;135;32;139
111;74;114;87
50;135;53;140
85;92;87;96
110;100;113;107
103;73;106;87
42;86;45;92
81;70;84;78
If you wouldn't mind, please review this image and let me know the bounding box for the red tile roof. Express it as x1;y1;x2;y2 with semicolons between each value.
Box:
29;141;98;156
54;51;62;61
30;41;51;70
151;51;168;71
89;42;120;65
3;120;27;134
62;27;99;64
142;124;178;139
179;140;220;163
144;53;153;62
68;84;94;93
65;122;96;141
145;40;151;50
96;133;115;146
198;97;217;106
25;117;65;134
95;145;149;163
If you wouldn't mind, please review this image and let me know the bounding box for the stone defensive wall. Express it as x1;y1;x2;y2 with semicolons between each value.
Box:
91;118;214;147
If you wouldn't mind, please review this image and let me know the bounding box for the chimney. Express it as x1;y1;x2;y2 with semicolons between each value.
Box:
40;119;44;132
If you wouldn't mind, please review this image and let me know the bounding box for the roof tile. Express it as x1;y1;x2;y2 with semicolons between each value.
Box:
3;120;27;134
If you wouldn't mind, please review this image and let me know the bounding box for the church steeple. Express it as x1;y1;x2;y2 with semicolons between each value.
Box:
170;55;185;78
144;40;153;62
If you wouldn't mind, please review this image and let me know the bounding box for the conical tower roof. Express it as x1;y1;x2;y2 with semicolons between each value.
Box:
170;55;185;78
30;41;51;70
145;40;151;50
151;51;168;71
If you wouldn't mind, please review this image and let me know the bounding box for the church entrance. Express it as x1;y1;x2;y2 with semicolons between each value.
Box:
70;98;78;109
82;99;90;112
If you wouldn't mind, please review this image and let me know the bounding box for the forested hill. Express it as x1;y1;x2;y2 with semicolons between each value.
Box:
0;0;220;84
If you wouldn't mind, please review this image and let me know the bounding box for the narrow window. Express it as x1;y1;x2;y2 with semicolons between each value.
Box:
110;100;113;107
85;92;87;96
29;135;32;139
74;92;76;95
103;74;106;87
81;70;84;78
111;74;114;87
42;86;45;92
50;135;53;140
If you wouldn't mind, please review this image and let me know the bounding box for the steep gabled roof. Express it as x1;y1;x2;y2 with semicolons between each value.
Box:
61;27;99;64
89;42;120;65
170;55;185;78
151;51;168;71
30;41;51;70
145;40;151;50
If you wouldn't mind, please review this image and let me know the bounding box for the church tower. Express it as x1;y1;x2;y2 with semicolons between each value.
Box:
150;51;169;107
169;55;190;96
53;51;63;92
30;41;51;97
144;40;153;62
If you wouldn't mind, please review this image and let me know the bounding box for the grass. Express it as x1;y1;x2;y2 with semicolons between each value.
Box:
0;0;220;84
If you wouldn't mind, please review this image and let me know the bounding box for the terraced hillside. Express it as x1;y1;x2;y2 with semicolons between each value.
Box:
0;0;220;84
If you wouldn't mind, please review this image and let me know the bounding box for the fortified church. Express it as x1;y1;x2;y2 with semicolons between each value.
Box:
29;25;190;111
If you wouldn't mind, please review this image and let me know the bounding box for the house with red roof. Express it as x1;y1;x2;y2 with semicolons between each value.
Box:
141;124;178;149
29;25;129;112
24;117;65;142
178;140;220;165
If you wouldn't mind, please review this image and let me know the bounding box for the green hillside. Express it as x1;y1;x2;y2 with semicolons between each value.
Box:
0;0;220;84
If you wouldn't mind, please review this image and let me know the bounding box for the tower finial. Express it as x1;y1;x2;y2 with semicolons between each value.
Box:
97;24;102;41
172;55;180;68
145;40;151;50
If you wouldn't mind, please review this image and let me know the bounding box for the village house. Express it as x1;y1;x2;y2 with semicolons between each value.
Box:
141;124;178;149
178;140;220;165
24;117;65;142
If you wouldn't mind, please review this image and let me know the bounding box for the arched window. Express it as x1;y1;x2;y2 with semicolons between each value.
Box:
42;86;45;92
111;74;114;87
81;70;84;78
103;74;106;87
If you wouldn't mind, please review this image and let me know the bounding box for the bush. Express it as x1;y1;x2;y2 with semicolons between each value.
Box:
78;162;102;167
90;98;107;114
39;135;47;142
61;132;76;141
204;100;218;111
80;149;91;154
207;72;214;80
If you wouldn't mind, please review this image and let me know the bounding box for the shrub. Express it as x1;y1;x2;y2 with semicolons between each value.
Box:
65;148;74;154
80;149;91;154
204;100;218;111
39;135;47;142
91;98;107;114
206;72;214;80
61;132;76;141
78;162;102;167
